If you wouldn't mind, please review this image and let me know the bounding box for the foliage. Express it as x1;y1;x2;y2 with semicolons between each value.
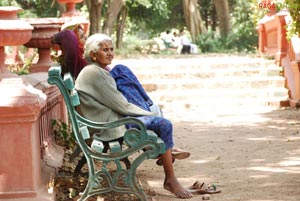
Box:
284;0;300;38
51;119;76;149
115;34;161;56
198;0;215;30
5;47;37;75
0;0;60;17
230;1;258;52
126;0;183;37
196;30;222;53
163;0;185;30
0;0;264;54
0;0;87;18
197;1;257;53
0;0;19;6
197;29;236;53
15;52;37;75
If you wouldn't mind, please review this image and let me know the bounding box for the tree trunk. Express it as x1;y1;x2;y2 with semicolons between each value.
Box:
116;6;127;49
182;0;206;42
102;0;124;36
85;0;104;35
213;0;231;37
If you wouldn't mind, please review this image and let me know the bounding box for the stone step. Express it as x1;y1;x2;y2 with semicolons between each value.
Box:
141;76;286;92
114;56;276;70
158;97;285;114
148;87;289;102
163;106;277;122
113;56;288;112
134;65;282;80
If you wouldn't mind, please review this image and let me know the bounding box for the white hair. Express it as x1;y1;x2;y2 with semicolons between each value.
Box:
84;33;113;62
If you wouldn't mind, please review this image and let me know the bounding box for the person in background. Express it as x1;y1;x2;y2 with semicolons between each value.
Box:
50;22;87;79
75;33;193;199
172;31;182;54
163;29;177;49
179;29;199;54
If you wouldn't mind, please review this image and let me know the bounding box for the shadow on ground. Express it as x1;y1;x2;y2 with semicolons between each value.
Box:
138;108;300;201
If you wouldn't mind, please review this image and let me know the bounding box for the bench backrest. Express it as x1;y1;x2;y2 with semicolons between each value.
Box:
48;66;106;153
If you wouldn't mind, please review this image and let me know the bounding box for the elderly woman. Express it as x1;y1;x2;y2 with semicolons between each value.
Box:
75;33;193;199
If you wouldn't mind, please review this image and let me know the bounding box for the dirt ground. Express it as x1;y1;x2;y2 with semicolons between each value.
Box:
137;107;300;201
55;54;300;201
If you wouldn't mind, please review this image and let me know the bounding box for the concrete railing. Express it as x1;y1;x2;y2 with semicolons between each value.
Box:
257;10;289;65
39;84;67;159
284;36;300;106
0;73;67;200
257;9;300;106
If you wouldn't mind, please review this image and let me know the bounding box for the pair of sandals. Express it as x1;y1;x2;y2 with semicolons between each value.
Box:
156;148;191;166
188;181;222;194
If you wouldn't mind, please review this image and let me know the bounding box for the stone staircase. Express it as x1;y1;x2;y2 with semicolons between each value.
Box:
114;55;289;120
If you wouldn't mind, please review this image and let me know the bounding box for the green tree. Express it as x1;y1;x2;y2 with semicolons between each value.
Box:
0;0;60;17
102;0;124;36
182;0;206;42
230;1;258;52
126;0;171;36
213;0;231;37
285;0;300;38
84;0;104;35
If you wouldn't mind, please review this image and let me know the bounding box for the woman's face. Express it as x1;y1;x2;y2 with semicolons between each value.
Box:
92;40;114;68
77;27;86;45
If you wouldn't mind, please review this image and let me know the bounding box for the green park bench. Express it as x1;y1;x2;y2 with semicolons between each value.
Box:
47;65;166;201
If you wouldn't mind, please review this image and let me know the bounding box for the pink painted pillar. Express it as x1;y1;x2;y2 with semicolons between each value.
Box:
0;77;51;200
258;23;267;54
284;35;300;107
275;10;289;66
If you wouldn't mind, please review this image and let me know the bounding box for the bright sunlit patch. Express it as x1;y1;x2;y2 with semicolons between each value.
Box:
248;137;269;141
248;166;300;173
251;159;266;162
191;159;210;164
167;107;274;125
249;174;269;179
147;180;161;188
259;182;281;187
279;157;300;166
248;200;276;201
286;137;300;141
249;166;288;173
214;114;270;124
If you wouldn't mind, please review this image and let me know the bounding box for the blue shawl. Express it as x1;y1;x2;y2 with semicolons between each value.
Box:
110;64;153;111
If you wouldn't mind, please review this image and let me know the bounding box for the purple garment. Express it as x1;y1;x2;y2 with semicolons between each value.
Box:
52;29;87;79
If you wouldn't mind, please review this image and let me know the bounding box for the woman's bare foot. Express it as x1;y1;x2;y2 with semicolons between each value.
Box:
164;177;193;199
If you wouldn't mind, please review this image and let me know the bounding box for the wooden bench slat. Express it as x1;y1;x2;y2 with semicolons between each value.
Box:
79;126;90;140
91;139;104;153
63;73;75;90
70;89;80;106
109;141;122;153
48;65;61;76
